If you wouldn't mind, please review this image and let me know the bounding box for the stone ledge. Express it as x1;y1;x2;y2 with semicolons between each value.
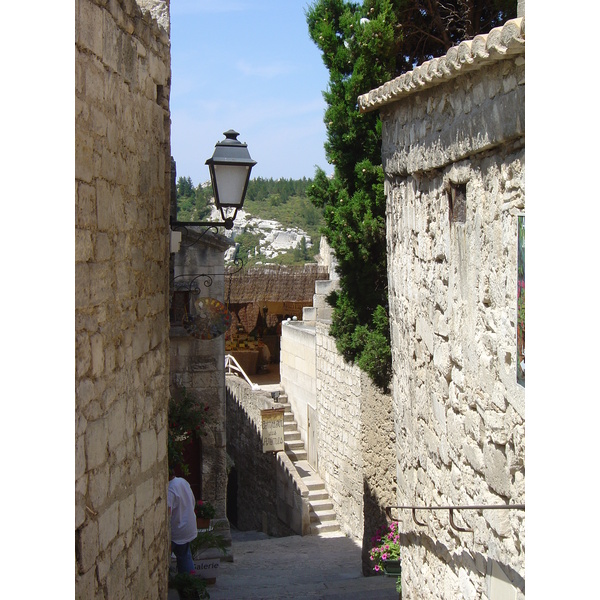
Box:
358;18;524;113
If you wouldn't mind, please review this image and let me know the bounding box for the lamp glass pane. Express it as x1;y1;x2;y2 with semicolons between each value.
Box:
213;165;250;208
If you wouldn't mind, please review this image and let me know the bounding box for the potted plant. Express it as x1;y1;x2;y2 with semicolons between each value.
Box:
370;521;402;580
190;528;229;585
195;500;216;529
168;571;209;600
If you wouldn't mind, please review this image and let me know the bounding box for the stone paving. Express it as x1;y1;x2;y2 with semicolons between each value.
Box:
202;529;399;600
168;367;400;599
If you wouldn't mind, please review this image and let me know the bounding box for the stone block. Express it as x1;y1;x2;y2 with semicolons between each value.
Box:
88;462;110;508
119;493;135;534
88;262;112;306
106;551;127;600
76;229;94;262
77;519;99;574
77;0;104;56
75;561;97;598
85;417;107;471
135;477;154;518
90;332;105;377
98;500;119;551
108;399;126;450
140;428;157;472
75;132;95;185
483;444;511;498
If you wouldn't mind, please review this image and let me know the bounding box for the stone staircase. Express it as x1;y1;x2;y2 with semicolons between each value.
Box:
302;278;338;324
275;391;340;535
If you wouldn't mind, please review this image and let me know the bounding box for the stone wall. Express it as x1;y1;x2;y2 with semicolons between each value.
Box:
370;20;525;600
276;309;397;571
314;322;363;539
314;322;397;576
280;321;318;447
225;376;301;537
170;230;232;519
75;1;171;598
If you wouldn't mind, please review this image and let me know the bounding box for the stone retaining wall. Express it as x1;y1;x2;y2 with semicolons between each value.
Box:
314;322;363;538
75;1;171;598
314;322;397;575
225;376;300;537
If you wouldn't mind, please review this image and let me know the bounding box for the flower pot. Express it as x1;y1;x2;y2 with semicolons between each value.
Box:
382;559;402;576
196;517;210;530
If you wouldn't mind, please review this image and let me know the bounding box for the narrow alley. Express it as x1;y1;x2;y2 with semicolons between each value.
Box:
176;528;399;600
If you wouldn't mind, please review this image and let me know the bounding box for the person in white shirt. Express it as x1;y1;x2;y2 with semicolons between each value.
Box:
168;475;197;574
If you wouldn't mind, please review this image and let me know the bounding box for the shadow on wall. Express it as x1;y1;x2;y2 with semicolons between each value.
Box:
227;466;238;528
225;385;296;537
362;480;392;576
399;531;525;595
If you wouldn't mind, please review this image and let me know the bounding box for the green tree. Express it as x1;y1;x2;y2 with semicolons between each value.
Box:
294;236;310;262
306;0;515;391
176;175;194;198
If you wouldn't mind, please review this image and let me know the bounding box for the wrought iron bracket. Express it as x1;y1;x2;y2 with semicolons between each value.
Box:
386;504;525;534
171;257;245;294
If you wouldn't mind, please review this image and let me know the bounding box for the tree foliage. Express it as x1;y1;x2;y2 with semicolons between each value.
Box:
306;0;515;391
175;176;212;222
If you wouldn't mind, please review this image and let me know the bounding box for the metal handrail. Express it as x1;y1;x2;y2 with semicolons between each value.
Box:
225;354;260;390
386;504;525;533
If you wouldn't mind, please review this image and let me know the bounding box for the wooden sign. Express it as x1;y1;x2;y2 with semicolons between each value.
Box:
261;408;285;453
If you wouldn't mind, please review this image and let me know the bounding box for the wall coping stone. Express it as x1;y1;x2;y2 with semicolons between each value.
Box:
358;18;525;113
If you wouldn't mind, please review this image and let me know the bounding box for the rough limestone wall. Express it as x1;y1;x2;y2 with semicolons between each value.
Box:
383;57;525;599
170;232;231;520
75;1;171;598
360;373;397;575
314;322;364;541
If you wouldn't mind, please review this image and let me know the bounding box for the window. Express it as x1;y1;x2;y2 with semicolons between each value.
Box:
170;291;191;325
448;182;467;224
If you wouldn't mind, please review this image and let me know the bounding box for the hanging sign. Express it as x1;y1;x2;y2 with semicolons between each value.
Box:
183;297;232;340
261;408;285;453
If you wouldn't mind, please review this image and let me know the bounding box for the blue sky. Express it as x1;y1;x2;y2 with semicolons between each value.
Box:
170;1;333;185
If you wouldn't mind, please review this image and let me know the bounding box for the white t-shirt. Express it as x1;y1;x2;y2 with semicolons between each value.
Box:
168;477;197;545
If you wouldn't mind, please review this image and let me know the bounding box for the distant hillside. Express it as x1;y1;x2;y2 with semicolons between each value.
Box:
176;176;325;266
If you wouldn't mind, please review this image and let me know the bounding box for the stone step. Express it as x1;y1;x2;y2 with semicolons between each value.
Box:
312;294;329;310
279;398;339;534
286;448;308;462
302;306;317;322
314;279;338;296
284;430;301;442
317;307;334;321
310;508;338;523
284;421;298;431
308;489;330;502
309;498;334;512
311;521;340;534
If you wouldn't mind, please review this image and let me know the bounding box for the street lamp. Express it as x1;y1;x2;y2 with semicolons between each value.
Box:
171;129;257;231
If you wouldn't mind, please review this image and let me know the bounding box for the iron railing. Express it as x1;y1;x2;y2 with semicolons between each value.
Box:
386;504;525;533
